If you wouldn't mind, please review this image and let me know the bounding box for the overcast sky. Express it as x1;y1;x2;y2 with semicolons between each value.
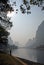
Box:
7;0;44;46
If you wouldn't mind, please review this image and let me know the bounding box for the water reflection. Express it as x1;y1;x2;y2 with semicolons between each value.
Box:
26;49;37;62
12;48;44;64
36;49;44;64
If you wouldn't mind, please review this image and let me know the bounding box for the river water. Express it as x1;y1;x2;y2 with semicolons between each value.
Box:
12;48;44;64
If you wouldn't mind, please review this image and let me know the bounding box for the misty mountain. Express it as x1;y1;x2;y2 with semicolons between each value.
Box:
26;21;44;48
26;38;35;48
14;42;19;46
36;21;44;46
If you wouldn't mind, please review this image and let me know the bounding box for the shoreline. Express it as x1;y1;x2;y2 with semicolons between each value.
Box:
0;52;44;65
17;57;44;65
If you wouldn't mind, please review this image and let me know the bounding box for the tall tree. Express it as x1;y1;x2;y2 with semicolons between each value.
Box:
0;25;9;46
0;0;13;48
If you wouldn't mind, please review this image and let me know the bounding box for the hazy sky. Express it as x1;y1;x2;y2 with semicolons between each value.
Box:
7;0;44;45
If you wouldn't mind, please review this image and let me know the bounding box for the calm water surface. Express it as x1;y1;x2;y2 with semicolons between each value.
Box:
12;48;44;64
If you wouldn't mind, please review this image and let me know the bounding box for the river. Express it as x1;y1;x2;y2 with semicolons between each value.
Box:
12;48;44;64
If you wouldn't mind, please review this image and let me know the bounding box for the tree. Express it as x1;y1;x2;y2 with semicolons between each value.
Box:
0;0;13;48
12;0;44;14
0;25;10;45
21;0;44;14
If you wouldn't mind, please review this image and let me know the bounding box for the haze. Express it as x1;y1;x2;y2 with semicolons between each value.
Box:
7;0;44;46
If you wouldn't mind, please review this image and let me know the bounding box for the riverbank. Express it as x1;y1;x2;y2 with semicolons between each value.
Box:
0;52;44;65
17;57;44;65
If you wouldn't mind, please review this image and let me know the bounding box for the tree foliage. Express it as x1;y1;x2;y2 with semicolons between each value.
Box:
0;0;13;46
0;0;13;12
0;25;9;45
12;0;44;14
0;0;13;29
22;0;44;14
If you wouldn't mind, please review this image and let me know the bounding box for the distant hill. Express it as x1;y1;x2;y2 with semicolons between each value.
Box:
26;38;36;48
26;21;44;48
36;21;44;46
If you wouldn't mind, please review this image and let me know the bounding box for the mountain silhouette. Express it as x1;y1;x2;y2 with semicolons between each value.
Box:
26;21;44;48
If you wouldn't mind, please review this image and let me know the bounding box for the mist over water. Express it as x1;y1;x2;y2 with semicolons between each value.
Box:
12;48;44;64
12;21;44;64
26;21;44;48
